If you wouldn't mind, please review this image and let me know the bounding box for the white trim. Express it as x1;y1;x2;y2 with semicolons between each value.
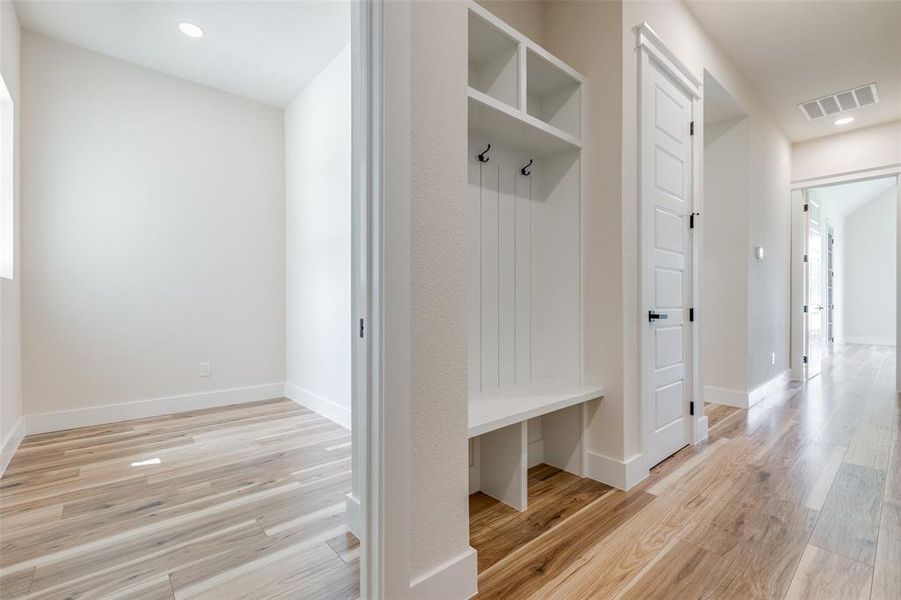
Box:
0;417;25;476
378;0;412;596
635;23;702;97
692;416;709;444
346;492;362;538
585;451;648;490
24;383;284;435
284;383;351;429
791;163;901;189
749;370;790;407
841;336;896;346
704;386;749;408
704;370;790;409
408;547;478;600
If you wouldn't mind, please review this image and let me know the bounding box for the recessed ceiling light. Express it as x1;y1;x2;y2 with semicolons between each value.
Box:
834;116;854;126
178;22;204;39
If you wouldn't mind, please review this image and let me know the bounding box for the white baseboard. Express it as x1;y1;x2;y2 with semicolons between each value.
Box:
705;370;789;410
1;417;25;476
842;336;895;346
693;415;709;444
25;383;285;435
284;383;351;430
346;492;361;538
585;451;647;490
748;370;790;407
409;546;478;599
704;386;748;408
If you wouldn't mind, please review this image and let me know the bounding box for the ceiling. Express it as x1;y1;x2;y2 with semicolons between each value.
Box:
685;0;901;142
15;0;350;108
809;176;896;218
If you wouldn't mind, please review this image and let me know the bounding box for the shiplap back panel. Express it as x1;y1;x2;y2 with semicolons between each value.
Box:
467;138;581;393
538;152;581;383
468;140;534;392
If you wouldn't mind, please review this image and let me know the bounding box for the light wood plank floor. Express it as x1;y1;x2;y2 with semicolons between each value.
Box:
705;402;741;429
0;398;359;599
472;344;900;599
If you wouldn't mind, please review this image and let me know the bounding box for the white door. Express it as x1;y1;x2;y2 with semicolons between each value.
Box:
804;197;824;378
641;54;694;468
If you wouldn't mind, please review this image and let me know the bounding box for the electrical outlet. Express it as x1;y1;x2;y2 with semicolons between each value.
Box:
771;352;776;366
200;362;211;377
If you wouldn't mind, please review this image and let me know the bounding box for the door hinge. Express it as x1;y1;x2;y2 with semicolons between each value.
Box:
689;308;695;322
803;203;809;212
803;305;808;313
690;121;695;136
359;318;365;338
803;254;808;263
690;212;700;229
803;355;809;364
689;401;695;416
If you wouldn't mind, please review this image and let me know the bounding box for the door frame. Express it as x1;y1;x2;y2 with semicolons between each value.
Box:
790;165;901;390
352;0;414;596
351;0;379;595
636;24;705;474
803;193;825;379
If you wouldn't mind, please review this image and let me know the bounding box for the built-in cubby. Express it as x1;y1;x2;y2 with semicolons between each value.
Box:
468;8;519;110
526;48;581;138
466;2;603;515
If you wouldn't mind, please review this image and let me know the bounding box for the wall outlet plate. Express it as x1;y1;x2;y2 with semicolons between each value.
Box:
200;361;212;377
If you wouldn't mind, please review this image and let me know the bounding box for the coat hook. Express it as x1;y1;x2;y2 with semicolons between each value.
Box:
478;144;491;163
521;158;533;176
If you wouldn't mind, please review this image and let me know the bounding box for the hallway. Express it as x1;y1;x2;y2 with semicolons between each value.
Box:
474;344;899;599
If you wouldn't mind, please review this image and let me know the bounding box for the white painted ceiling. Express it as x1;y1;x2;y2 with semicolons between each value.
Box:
685;0;901;142
15;0;350;107
810;176;896;218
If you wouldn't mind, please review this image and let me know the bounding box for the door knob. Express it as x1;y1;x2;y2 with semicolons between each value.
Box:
648;311;668;322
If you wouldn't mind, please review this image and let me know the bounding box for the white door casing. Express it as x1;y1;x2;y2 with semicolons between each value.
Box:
804;196;824;378
638;26;701;470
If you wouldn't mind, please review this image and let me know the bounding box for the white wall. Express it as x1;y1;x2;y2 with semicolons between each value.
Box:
21;33;286;422
843;185;897;345
284;44;351;427
407;0;474;592
0;0;22;468
793;120;901;183
703;114;750;395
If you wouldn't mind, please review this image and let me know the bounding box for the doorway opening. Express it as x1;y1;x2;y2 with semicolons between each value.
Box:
700;71;749;427
792;175;899;381
2;0;378;596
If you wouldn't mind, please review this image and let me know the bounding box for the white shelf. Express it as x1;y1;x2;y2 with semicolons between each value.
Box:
468;8;520;109
468;87;581;157
469;380;604;438
526;48;581;138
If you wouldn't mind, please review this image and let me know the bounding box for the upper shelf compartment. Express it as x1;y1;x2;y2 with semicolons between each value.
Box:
526;48;581;138
468;8;519;110
467;2;584;155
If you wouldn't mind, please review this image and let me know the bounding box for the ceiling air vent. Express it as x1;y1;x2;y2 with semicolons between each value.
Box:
798;83;880;121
